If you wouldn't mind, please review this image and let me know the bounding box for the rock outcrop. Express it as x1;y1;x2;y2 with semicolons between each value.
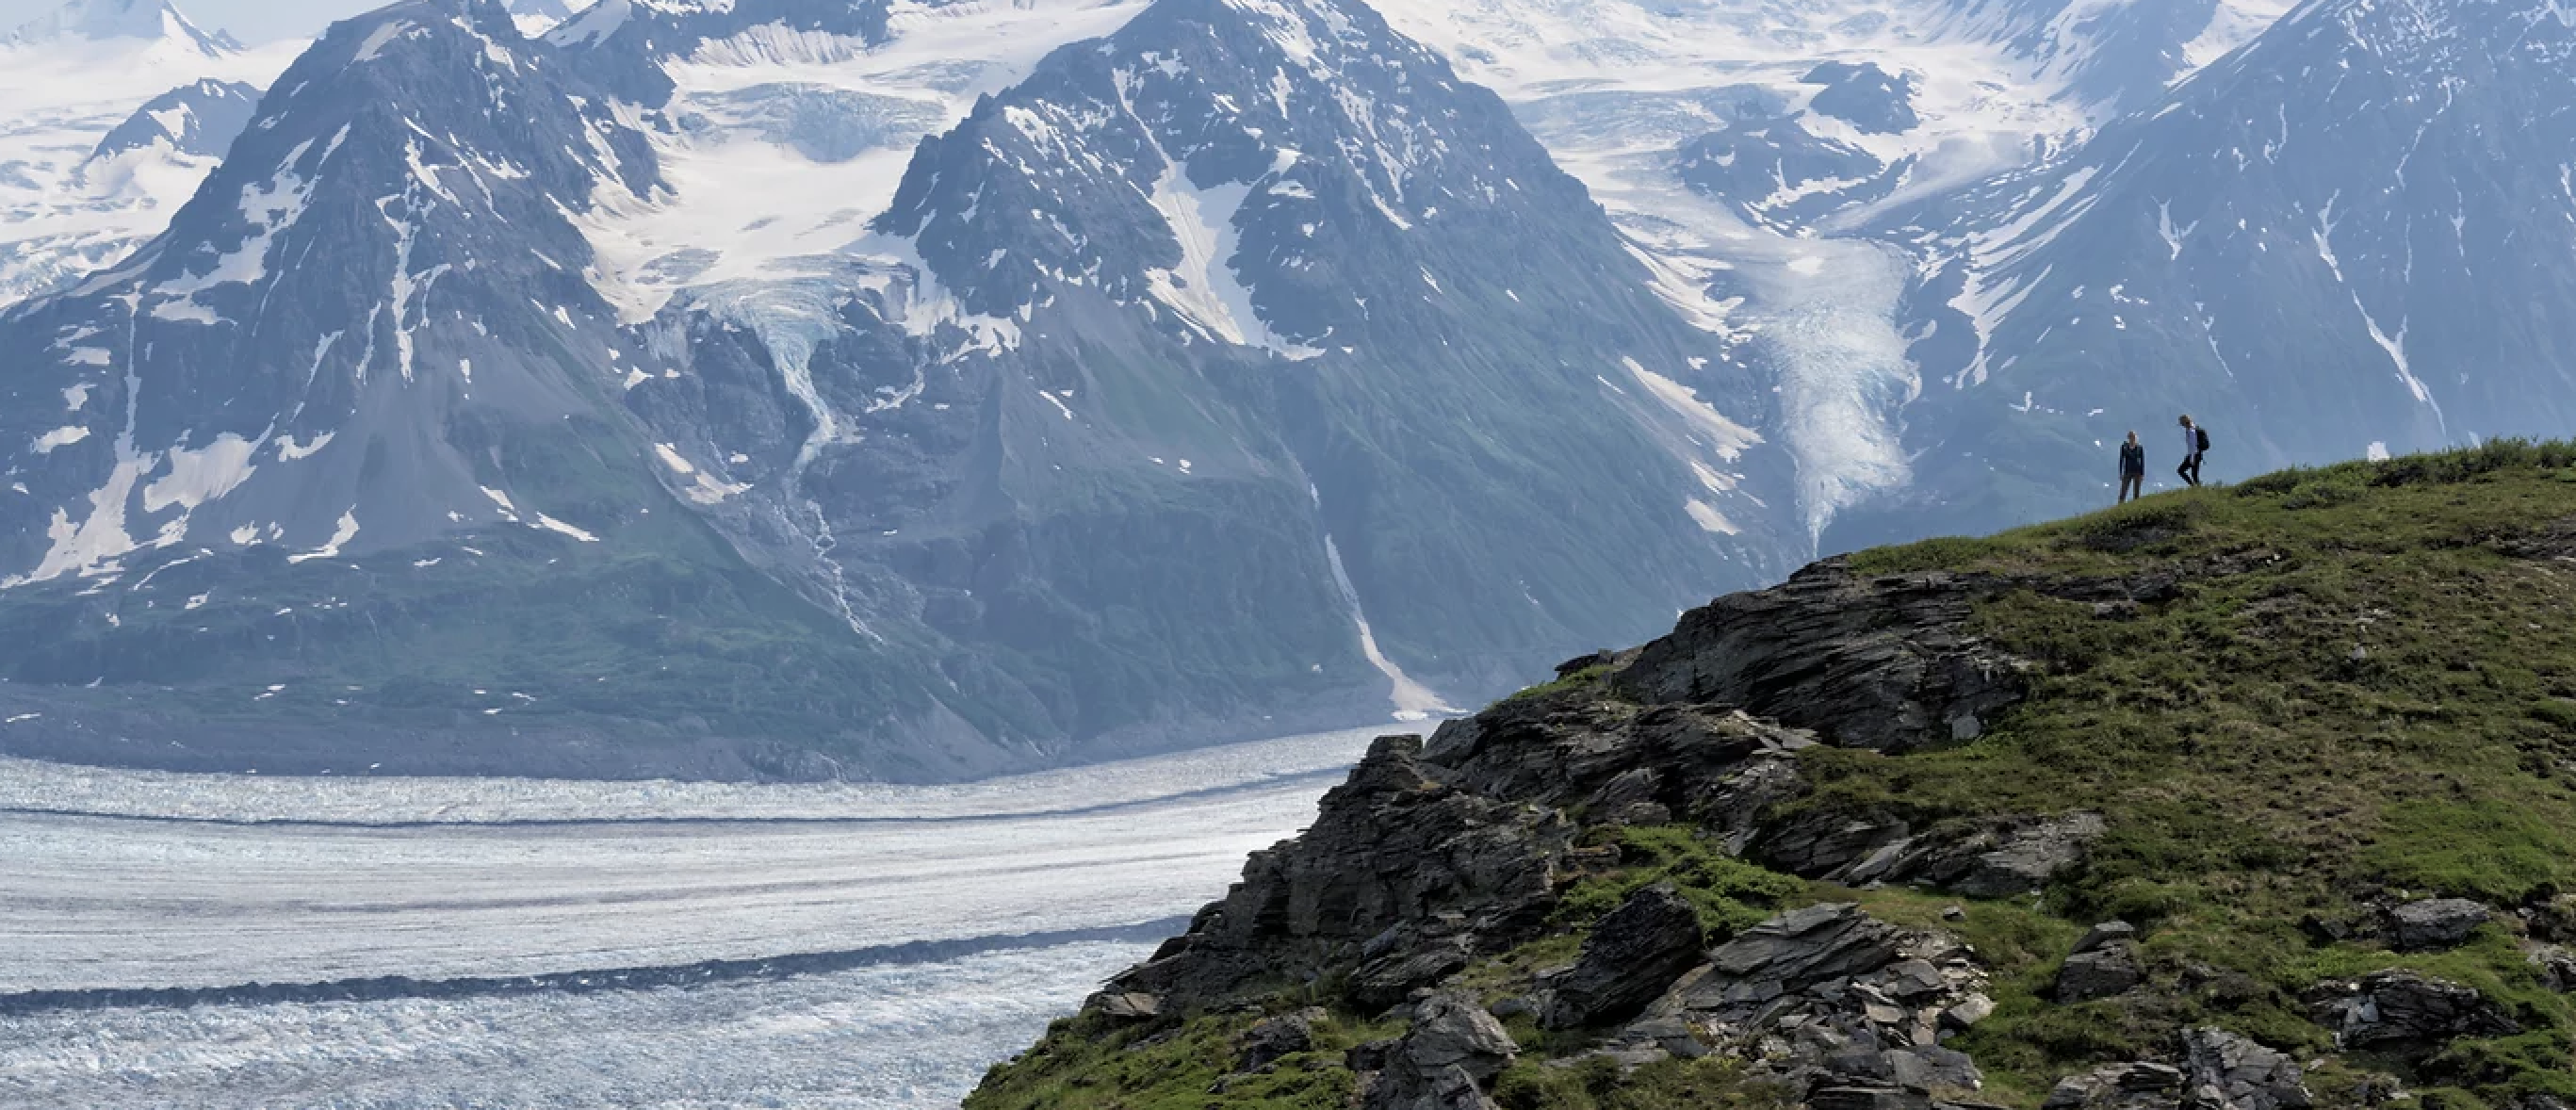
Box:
1615;562;2031;754
1542;882;1706;1029
2058;922;2146;1003
2041;1028;2310;1110
1103;562;2107;1024
2310;971;2520;1050
1359;992;1520;1110
970;455;2576;1110
2388;899;2490;952
2045;1063;2187;1110
1112;733;1577;1012
1603;904;1993;1102
2180;1028;2310;1110
1236;1007;1327;1073
1769;811;2109;896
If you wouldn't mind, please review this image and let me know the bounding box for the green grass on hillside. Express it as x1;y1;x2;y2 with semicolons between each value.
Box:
969;1006;1400;1110
971;442;2576;1109
1819;440;2576;1101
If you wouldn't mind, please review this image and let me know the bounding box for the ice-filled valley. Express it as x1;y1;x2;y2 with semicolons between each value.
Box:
0;725;1383;1108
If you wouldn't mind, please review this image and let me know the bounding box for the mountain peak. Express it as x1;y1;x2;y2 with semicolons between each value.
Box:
4;0;238;55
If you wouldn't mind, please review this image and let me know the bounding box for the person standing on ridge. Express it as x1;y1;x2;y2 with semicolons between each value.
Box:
2177;414;2206;488
2118;431;2146;503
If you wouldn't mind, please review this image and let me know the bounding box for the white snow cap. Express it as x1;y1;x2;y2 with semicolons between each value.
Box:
4;0;233;55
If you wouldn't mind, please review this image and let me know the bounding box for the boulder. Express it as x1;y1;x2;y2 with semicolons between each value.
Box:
2311;970;2520;1049
2043;1063;2186;1110
1350;935;1475;1013
1950;813;2109;897
1379;1065;1499;1110
2058;946;2144;1002
1758;809;1912;878
1086;991;1161;1020
2075;922;2140;955
2388;898;2490;951
2180;1027;2310;1110
2530;944;2576;992
1236;1007;1328;1072
1346;1038;1398;1073
1363;992;1521;1110
1543;882;1707;1029
1942;994;1997;1029
1821;1045;1983;1093
1689;903;1907;1005
1400;996;1519;1079
2527;893;2576;944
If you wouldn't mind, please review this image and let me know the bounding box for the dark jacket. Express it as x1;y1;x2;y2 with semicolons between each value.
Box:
2119;441;2146;477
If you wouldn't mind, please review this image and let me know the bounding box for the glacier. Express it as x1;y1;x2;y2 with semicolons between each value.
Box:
0;724;1386;1106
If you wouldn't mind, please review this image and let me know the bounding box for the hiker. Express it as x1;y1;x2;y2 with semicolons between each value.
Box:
2177;415;2206;488
2118;431;2146;503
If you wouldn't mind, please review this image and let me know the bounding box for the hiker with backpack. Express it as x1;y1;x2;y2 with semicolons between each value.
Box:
2178;415;2207;487
2118;431;2146;503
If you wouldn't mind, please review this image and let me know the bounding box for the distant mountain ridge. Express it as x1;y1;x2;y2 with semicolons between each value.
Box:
0;0;297;307
1;0;2568;781
84;78;262;166
1834;0;2576;547
5;0;239;54
0;0;1802;780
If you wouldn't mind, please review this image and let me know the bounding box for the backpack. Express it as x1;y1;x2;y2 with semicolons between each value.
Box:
2194;426;2211;453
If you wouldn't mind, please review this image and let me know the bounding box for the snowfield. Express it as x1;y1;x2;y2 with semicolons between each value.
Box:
0;31;302;308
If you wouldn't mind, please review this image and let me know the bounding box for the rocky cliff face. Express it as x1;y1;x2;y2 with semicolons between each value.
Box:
0;0;1812;779
970;445;2576;1110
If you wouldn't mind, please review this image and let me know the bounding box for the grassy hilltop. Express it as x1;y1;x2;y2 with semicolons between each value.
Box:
969;441;2576;1110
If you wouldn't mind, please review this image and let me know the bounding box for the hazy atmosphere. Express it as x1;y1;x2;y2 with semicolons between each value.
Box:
7;0;2576;1105
0;0;367;40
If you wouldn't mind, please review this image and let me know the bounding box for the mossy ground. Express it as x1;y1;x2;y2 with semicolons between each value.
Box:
967;1006;1401;1110
971;442;2576;1109
1825;441;2576;1100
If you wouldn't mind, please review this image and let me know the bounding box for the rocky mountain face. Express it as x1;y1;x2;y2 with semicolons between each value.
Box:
0;2;923;779
785;0;1791;716
1368;0;2304;548
0;0;1804;779
86;79;262;165
0;0;2566;780
1840;0;2576;547
970;444;2576;1110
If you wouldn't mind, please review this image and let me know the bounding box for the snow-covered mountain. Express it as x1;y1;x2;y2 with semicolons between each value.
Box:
0;0;302;307
1372;0;2294;540
2;0;2561;780
86;78;262;164
0;0;1803;780
4;0;238;54
1832;0;2576;545
507;0;577;35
